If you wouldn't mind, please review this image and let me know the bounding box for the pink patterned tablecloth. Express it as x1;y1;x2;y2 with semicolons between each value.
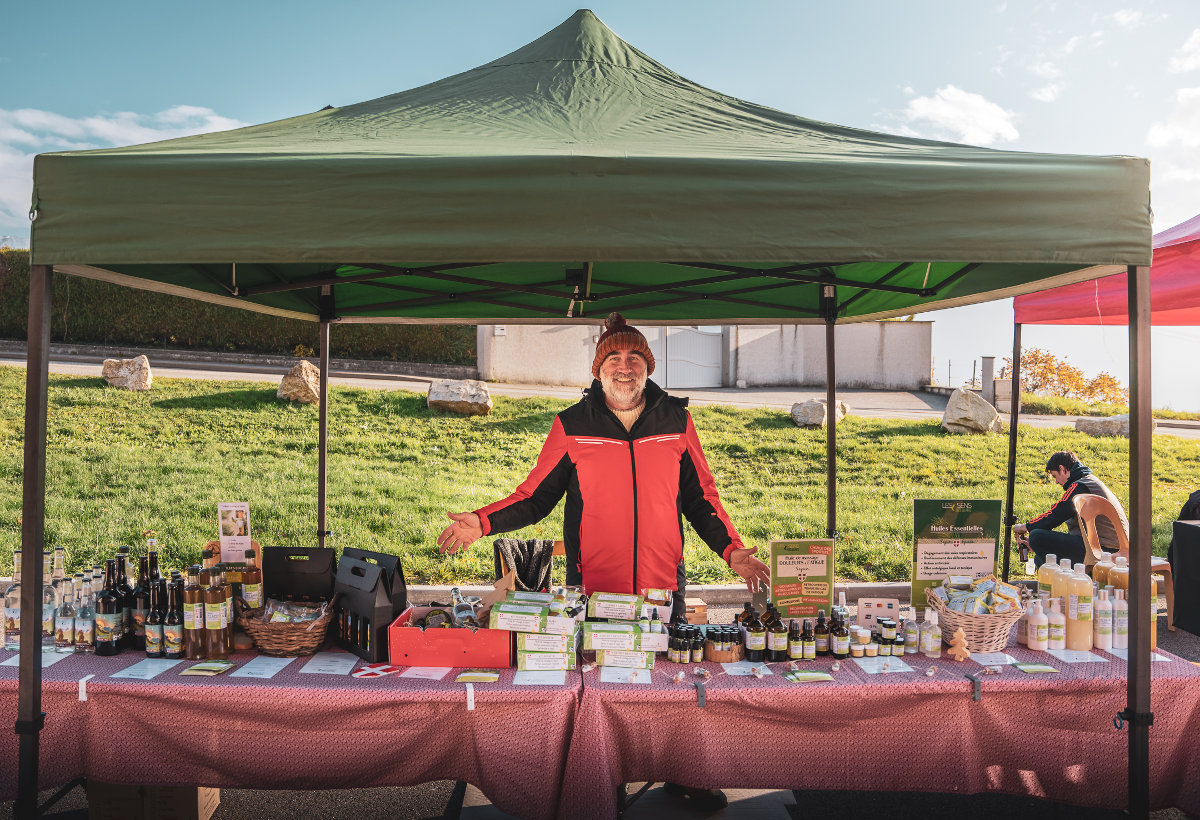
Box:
0;648;580;820
561;648;1200;820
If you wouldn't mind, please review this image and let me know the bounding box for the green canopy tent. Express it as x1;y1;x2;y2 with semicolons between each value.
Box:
19;9;1155;817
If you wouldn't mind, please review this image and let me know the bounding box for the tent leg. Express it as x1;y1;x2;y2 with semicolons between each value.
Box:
317;286;333;549
1001;323;1022;581
17;265;52;820
1126;265;1152;819
823;286;837;539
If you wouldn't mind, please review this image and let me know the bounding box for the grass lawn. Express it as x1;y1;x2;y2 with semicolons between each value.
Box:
2;367;1197;586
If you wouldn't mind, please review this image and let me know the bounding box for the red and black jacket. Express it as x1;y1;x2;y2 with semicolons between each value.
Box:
475;379;745;595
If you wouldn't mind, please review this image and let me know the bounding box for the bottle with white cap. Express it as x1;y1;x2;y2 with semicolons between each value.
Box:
1046;598;1066;650
1111;589;1129;649
1026;602;1049;651
1093;589;1113;651
1065;562;1093;651
920;609;941;658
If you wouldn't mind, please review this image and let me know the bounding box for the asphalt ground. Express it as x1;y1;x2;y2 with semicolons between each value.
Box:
2;346;1197;817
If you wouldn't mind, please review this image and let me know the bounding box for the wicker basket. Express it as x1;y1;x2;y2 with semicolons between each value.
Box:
237;604;333;657
924;587;1025;653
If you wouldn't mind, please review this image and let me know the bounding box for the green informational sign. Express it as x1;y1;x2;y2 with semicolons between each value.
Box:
912;500;1003;606
769;540;835;620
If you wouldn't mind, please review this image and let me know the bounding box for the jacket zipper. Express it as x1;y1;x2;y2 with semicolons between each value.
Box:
627;438;639;594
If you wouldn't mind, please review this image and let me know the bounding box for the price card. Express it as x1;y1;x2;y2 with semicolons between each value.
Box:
721;661;774;677
2;651;72;668
971;652;1017;665
853;656;914;675
398;667;452;680
599;666;651;684
230;656;296;679
513;670;568;686
299;651;359;675
1104;648;1171;662
1046;649;1106;664
110;659;183;680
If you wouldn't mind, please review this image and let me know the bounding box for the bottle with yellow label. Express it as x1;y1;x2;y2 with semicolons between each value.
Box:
1065;563;1093;651
1036;553;1059;596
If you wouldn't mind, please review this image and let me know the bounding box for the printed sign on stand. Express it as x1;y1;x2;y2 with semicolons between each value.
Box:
217;502;252;563
769;539;835;620
912;499;1002;605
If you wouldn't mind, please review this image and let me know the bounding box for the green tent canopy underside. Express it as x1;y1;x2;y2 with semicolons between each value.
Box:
55;258;1117;324
32;9;1151;322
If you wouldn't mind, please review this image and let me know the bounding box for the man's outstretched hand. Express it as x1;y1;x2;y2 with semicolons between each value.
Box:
438;511;483;555
729;546;771;594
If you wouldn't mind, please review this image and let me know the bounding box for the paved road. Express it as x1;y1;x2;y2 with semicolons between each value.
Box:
2;348;1197;439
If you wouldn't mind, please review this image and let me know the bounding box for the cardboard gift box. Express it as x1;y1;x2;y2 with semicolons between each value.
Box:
587;592;645;621
332;550;407;662
516;649;578;670
388;606;513;668
262;546;336;604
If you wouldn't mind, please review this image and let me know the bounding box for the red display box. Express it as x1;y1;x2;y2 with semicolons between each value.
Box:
388;606;514;668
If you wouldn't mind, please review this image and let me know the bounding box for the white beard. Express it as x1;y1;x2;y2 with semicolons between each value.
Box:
600;371;646;410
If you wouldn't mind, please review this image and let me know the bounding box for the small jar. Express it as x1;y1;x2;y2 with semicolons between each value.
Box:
855;628;871;646
849;643;865;658
879;618;897;641
878;641;892;656
865;642;879;657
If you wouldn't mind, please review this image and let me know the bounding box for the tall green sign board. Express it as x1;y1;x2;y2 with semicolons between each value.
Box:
769;539;836;620
911;500;1003;606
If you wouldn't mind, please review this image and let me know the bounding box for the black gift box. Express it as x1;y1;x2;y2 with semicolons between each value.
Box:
333;548;408;661
262;546;336;604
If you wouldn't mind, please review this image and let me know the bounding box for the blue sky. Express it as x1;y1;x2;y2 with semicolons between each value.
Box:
3;1;1199;407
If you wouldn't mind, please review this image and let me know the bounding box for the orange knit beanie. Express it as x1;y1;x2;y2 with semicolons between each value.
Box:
591;312;655;379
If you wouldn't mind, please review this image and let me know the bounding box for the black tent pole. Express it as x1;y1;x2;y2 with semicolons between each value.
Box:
823;284;837;538
16;264;52;819
1001;322;1022;582
1126;265;1152;818
317;286;333;550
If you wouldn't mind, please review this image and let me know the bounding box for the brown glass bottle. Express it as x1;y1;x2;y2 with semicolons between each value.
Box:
183;565;206;660
201;548;217;570
115;549;134;649
94;559;122;656
218;566;234;648
204;569;229;660
131;555;151;651
743;609;766;662
831;611;851;660
814;609;830;656
242;549;263;610
144;578;165;658
768;617;789;662
164;579;184;660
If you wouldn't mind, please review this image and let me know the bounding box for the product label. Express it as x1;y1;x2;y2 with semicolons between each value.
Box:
788;639;803;659
54;616;74;646
816;635;829;652
145;624;164;654
243;583;263;609
1077;595;1092;621
95;612;119;643
132;607;148;636
770;632;788;652
43;604;55;636
518;651;569;671
590;632;638;651
493;612;541;632
121;607;131;635
802;640;816;660
1115;613;1129;635
164;624;184;654
517;633;571;653
74;618;94;648
1035;623;1048;643
183;603;199;630
834;635;850;654
4;606;18;633
221;601;229;629
745;633;766;651
592;601;636;620
1048;622;1065;641
1096;613;1113;636
205;602;223;630
1038;580;1051;594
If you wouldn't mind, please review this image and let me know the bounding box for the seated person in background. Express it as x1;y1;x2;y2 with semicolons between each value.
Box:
1013;450;1129;568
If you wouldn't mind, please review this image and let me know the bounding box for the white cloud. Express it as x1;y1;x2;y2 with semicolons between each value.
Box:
902;85;1019;146
1062;35;1082;55
0;105;247;236
1146;87;1200;148
1031;83;1064;102
1112;9;1143;28
1028;61;1062;79
1168;29;1200;73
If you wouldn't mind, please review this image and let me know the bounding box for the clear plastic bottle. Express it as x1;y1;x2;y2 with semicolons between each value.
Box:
1026;602;1049;651
1065;563;1093;651
1112;589;1129;649
1092;555;1114;588
1093;589;1113;651
1036;553;1058;595
903;607;920;654
1108;556;1130;592
54;576;76;653
1049;557;1072;608
921;610;941;658
1046;598;1066;650
3;550;21;651
1016;602;1030;646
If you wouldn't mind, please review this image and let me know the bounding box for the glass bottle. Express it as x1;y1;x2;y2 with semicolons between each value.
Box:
41;552;56;649
201;548;217;570
801;619;816;660
649;607;661;634
830;610;851;660
144;579;165;658
94;559;122;656
691;633;704;663
183;566;206;660
903;607;920;654
74;576;95;653
164;579;184;660
787;619;803;660
743;608;766;662
768;616;789;662
204;568;229;660
54;575;76;653
52;545;66;584
115;549;134;648
219;566;234;647
3;550;20;651
814;609;830;656
130;555;151;651
736;601;753;625
146;533;160;583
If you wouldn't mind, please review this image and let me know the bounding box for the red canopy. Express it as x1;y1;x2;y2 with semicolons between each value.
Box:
1014;212;1200;325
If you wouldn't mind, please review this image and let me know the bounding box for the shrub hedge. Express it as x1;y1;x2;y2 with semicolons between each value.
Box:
0;250;475;364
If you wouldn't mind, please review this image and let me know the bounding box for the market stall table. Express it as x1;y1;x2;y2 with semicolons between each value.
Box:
0;648;580;820
561;648;1200;819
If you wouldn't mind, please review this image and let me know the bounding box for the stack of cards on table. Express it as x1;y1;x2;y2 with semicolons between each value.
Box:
488;590;586;671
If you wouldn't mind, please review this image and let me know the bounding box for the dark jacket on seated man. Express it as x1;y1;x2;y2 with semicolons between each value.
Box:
1027;462;1130;548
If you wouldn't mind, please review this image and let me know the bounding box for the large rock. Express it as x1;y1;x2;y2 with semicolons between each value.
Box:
790;398;849;428
277;360;321;404
428;379;493;416
101;355;153;391
941;388;1003;434
1075;414;1154;437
